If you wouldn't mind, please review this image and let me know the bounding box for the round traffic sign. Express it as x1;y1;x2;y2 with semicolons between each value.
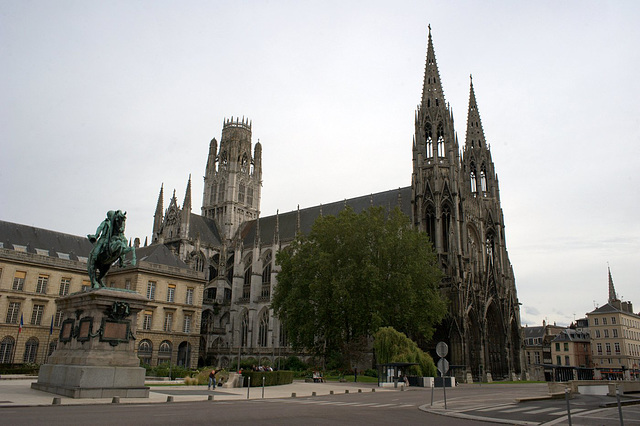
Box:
436;341;448;358
437;358;449;375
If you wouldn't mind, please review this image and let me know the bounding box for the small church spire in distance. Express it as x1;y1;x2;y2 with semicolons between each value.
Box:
421;24;446;110
608;265;619;303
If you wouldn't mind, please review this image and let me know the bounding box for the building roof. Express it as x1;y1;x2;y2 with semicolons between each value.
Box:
522;326;545;339
0;219;93;261
552;329;590;343
588;302;639;318
0;219;186;270
240;187;412;246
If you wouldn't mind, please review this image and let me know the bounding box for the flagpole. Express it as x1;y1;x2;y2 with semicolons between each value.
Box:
12;313;23;364
44;316;53;364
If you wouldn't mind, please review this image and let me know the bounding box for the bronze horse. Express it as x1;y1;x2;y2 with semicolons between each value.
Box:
87;210;136;288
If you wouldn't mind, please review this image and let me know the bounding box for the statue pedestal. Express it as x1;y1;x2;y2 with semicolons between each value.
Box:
32;289;150;398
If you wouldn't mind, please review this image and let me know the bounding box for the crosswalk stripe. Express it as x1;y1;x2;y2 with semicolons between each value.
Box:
501;406;538;413
525;407;558;414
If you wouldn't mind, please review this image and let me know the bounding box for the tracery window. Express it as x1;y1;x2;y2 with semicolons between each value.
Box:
238;183;245;203
470;163;478;194
425;123;433;159
258;310;269;347
441;204;451;253
425;205;436;245
480;164;487;193
241;311;249;347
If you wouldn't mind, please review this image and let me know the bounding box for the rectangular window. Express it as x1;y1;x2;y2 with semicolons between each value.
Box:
12;271;26;291
82;280;91;292
31;304;44;325
59;278;71;296
565;356;570;366
595;329;601;338
594;318;599;325
611;317;616;325
556;355;561;365
564;342;569;352
124;279;131;290
597;343;602;354
604;329;609;338
167;285;175;303
164;312;173;332
615;342;621;354
147;281;156;300
186;288;194;305
534;352;541;364
183;314;192;333
606;343;611;354
54;310;64;327
555;342;560;351
143;311;153;330
36;274;49;294
613;329;618;338
6;302;21;323
603;317;607;325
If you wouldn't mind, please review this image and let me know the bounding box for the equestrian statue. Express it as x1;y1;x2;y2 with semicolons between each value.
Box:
87;210;136;288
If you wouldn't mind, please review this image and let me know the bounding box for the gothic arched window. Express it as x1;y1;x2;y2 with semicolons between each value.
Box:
425;204;436;245
238;183;245;203
437;123;445;158
442;204;451;253
470;162;478;194
425;124;433;159
480;163;487;193
241;154;248;173
258;310;269;347
241;311;249;347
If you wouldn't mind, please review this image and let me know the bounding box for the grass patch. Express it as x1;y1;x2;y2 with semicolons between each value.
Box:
478;380;546;385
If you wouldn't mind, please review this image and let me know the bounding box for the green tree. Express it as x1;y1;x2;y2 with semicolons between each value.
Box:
272;206;446;364
373;326;437;377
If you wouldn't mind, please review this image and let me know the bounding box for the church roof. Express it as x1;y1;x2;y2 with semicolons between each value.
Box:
188;213;222;246
135;244;189;269
0;219;93;261
240;187;412;246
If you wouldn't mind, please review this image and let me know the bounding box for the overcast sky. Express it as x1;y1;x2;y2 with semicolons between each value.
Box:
2;1;639;328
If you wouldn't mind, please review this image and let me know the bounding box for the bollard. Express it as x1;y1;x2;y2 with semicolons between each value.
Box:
330;390;334;395
52;397;61;405
372;388;375;392
167;396;174;402
358;389;362;393
111;396;120;404
616;385;624;426
247;376;251;400
291;392;297;398
312;391;316;397
345;389;349;394
262;376;265;399
431;382;434;406
565;388;572;426
401;385;405;391
208;395;214;401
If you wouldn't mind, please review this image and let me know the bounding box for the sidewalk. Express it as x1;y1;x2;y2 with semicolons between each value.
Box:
0;377;390;407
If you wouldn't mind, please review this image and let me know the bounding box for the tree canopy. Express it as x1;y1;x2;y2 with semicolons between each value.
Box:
373;326;437;377
272;206;446;364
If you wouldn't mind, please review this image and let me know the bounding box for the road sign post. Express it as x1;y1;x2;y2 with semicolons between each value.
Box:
436;342;449;409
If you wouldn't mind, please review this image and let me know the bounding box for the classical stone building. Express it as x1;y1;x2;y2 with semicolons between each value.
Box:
522;321;565;381
152;28;523;380
587;268;640;380
0;220;205;368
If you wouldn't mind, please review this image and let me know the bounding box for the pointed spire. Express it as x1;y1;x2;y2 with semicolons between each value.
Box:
183;174;192;213
464;74;487;151
274;210;280;245
152;183;164;240
608;266;619;303
421;24;447;110
296;205;301;234
254;214;261;247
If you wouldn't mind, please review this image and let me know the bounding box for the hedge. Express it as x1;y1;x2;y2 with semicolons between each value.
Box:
241;370;294;387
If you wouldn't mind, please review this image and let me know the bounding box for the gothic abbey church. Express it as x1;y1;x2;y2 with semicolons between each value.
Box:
152;27;524;382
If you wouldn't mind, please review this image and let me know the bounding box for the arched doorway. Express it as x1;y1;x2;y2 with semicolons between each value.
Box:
486;302;507;380
177;341;192;367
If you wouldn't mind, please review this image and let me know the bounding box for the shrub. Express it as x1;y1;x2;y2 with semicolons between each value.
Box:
241;370;294;387
282;356;307;371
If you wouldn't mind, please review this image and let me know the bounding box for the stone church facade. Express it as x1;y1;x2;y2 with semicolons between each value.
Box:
151;28;523;381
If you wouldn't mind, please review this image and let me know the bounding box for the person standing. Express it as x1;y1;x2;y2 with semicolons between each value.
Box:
208;369;219;390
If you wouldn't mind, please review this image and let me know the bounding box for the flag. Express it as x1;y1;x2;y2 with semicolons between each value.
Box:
18;313;24;334
49;316;54;335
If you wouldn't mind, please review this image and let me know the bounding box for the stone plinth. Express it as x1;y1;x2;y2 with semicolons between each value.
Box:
32;288;150;398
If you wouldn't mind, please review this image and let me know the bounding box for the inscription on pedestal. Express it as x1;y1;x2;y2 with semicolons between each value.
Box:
60;319;74;342
101;319;131;346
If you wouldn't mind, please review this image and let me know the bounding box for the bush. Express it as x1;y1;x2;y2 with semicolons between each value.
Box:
146;363;192;380
364;368;378;378
282;356;307;371
373;326;437;377
0;363;40;375
241;370;294;387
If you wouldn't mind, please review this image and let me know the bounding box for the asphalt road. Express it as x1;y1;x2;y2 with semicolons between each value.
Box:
2;383;639;425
